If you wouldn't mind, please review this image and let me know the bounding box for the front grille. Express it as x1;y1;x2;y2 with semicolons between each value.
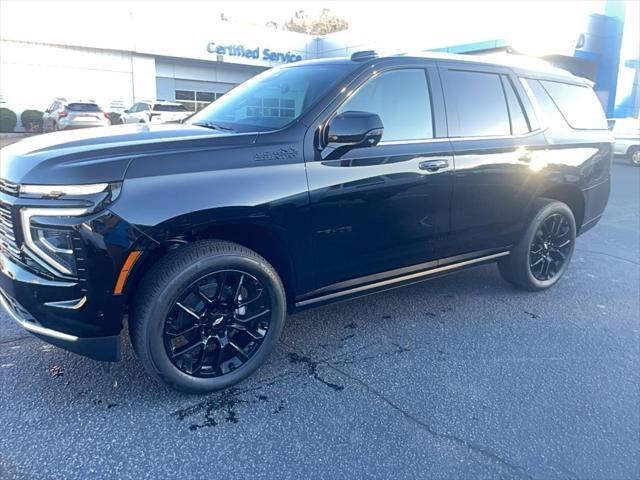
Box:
0;200;22;263
0;179;19;196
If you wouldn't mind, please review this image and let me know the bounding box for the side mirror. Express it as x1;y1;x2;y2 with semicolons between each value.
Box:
327;111;384;148
123;109;130;114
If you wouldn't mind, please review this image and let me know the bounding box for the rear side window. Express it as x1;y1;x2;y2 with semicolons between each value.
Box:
153;104;188;112
501;76;530;135
539;80;607;129
522;79;567;129
443;70;511;137
338;69;433;142
524;78;607;130
67;103;101;112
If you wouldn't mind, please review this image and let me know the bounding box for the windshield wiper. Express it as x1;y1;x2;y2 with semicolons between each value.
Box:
191;121;235;132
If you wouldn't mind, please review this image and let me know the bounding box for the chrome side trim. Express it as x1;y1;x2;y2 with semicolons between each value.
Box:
44;296;87;310
378;129;545;146
296;251;510;308
0;291;79;342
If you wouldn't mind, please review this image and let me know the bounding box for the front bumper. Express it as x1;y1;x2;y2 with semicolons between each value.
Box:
0;284;120;361
0;188;151;361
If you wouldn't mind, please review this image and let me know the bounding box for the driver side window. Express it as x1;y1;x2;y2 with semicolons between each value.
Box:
338;69;433;142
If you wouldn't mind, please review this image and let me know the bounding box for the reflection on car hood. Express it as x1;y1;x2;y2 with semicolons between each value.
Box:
0;123;255;185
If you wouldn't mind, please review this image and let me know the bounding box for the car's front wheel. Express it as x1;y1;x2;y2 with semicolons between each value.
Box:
130;240;286;393
498;198;576;291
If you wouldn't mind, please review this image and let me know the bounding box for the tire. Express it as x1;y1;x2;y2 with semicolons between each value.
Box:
498;198;576;291
628;146;640;166
130;240;286;393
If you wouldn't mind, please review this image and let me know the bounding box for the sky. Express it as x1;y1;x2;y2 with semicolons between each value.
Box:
1;0;616;56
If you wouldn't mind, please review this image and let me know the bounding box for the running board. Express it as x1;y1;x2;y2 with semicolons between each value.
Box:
295;251;510;310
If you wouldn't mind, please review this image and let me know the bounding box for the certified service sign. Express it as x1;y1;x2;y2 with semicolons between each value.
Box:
207;42;303;64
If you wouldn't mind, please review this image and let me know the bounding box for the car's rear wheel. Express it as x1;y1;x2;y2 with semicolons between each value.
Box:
498;198;576;291
130;240;286;393
628;146;640;166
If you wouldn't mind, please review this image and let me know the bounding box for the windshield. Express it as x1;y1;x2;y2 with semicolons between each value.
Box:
187;64;351;132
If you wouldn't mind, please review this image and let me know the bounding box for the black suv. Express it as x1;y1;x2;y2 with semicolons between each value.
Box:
0;52;612;393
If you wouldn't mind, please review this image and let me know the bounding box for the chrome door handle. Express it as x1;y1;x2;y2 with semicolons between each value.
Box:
419;159;449;172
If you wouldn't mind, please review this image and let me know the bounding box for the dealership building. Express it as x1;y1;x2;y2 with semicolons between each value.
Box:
0;1;637;129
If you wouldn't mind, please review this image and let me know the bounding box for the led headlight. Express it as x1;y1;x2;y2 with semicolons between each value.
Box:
20;208;88;276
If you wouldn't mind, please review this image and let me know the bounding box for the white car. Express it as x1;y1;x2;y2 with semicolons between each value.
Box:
120;101;192;125
608;117;640;165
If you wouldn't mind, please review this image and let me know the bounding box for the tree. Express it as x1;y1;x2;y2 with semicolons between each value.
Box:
282;8;348;35
282;10;309;34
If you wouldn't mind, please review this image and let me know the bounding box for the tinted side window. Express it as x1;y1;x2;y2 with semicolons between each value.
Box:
338;69;433;142
501;76;530;135
539;80;607;130
522;79;568;130
139;103;150;112
444;70;510;137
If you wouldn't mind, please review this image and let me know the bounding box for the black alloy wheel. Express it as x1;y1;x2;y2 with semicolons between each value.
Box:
163;270;272;378
498;198;576;291
528;213;572;281
130;240;286;393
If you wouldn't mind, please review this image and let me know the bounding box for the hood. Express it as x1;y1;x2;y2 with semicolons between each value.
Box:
0;123;256;185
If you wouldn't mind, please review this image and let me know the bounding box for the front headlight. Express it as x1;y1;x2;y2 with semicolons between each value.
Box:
17;182;121;276
20;208;88;276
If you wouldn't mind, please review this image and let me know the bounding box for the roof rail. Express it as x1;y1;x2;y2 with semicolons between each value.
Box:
351;50;378;61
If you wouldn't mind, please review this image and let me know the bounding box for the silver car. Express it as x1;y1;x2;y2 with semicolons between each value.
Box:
42;99;110;132
608;117;640;165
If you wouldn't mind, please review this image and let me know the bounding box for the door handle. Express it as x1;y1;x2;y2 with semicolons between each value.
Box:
419;159;449;172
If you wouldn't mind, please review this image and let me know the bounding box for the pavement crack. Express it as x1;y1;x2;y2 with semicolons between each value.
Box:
280;339;532;479
576;249;640;266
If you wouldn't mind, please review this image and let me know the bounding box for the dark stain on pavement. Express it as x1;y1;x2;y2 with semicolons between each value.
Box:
287;352;344;391
174;389;274;431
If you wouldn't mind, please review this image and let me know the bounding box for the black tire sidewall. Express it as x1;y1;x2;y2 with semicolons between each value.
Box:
520;201;576;290
143;251;285;393
628;147;640;166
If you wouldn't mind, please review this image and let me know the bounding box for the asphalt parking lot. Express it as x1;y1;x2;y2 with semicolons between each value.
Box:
1;162;638;480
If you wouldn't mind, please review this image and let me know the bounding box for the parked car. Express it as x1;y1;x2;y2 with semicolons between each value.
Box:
608;117;640;165
120;101;191;124
42;99;110;132
1;51;612;393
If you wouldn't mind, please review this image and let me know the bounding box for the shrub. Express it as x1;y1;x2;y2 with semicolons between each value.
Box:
21;109;44;133
0;107;17;133
108;112;121;125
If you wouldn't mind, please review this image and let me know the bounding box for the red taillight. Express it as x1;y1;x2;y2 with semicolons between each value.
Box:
58;111;68;119
103;112;109;119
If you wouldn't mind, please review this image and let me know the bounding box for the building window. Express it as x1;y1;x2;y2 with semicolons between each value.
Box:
245;96;296;119
175;90;224;112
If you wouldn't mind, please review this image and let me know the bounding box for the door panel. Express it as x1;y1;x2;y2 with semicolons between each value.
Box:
439;64;549;256
447;134;547;255
307;141;453;287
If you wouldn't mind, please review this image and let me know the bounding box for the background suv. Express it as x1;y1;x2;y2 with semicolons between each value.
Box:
120;100;191;124
608;117;640;165
42;99;110;132
1;52;612;393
